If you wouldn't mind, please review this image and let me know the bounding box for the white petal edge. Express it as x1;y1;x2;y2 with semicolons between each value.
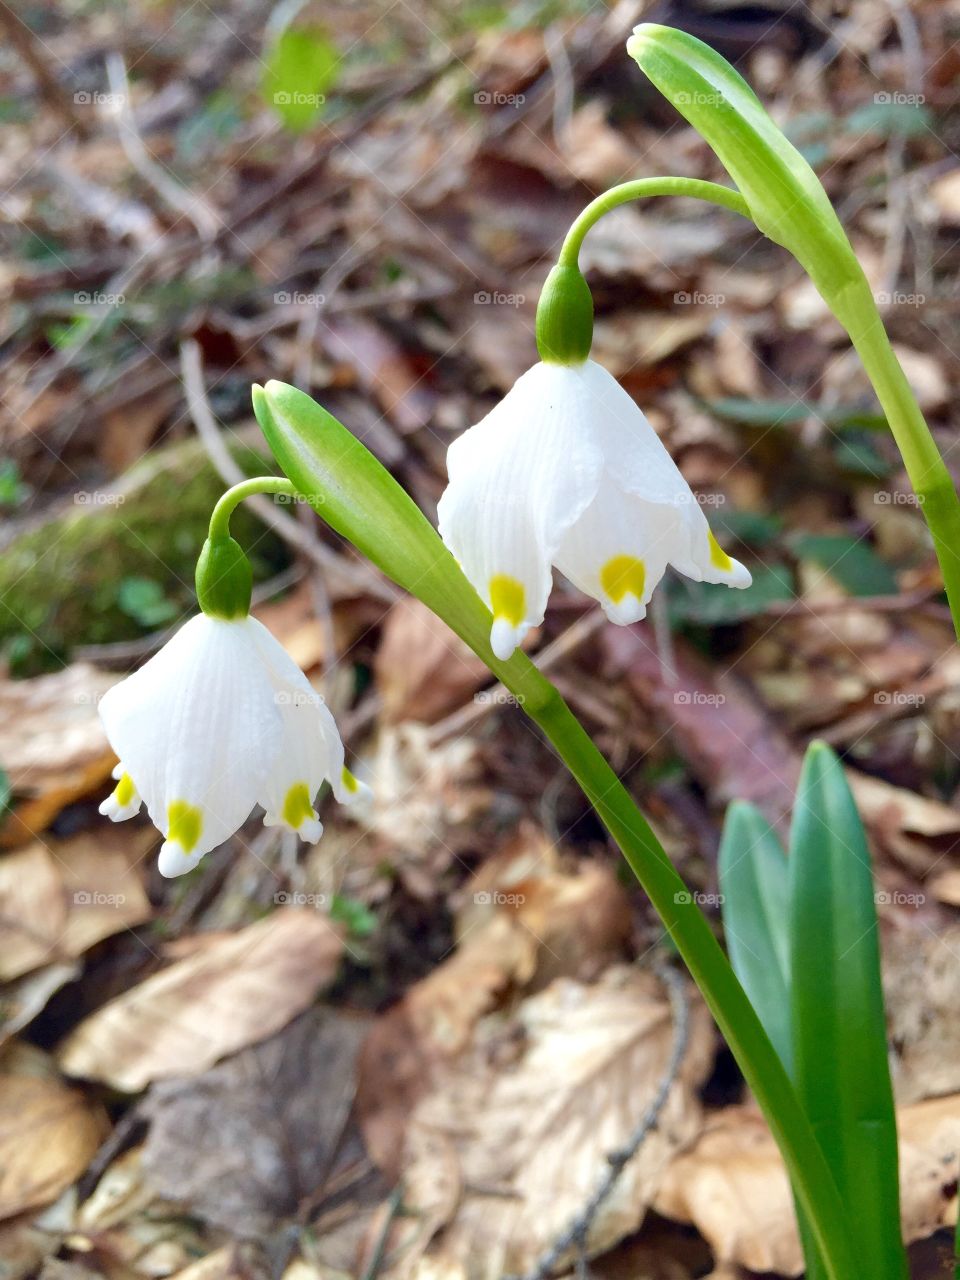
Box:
555;477;675;626
245;618;356;836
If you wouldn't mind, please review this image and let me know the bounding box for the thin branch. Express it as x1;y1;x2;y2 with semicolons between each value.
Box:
179;338;398;606
105;53;220;241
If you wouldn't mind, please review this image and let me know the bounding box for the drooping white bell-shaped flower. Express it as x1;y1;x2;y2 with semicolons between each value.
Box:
98;612;366;878
437;359;751;660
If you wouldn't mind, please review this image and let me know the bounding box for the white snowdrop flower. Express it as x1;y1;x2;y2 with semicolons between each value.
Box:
438;359;751;660
98;519;365;878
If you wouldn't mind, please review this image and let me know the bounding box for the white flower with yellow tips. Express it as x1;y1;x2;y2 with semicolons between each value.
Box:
98;510;367;878
437;359;751;660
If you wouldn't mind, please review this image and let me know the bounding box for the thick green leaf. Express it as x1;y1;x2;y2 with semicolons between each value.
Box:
790;533;898;597
262;29;338;131
718;801;792;1072
705;396;888;432
789;742;907;1280
667;561;794;625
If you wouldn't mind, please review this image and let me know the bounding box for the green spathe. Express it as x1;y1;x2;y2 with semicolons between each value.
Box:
535;263;594;365
626;24;866;313
195;535;252;619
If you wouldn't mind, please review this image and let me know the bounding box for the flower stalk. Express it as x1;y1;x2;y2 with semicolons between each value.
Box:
254;380;860;1280
534;24;960;639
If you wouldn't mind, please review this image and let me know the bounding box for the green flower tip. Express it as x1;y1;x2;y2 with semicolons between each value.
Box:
252;379;312;439
195;534;252;620
535;263;594;365
624;22;655;59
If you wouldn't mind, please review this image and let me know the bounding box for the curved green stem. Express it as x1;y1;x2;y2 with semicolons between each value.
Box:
838;289;960;626
254;379;860;1280
557;177;749;267
208;476;296;541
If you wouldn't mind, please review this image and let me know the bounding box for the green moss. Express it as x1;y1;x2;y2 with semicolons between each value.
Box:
0;438;289;674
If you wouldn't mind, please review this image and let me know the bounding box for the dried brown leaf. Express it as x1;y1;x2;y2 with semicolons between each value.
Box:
57;909;344;1090
390;967;714;1277
0;827;153;981
141;1009;373;1238
357;831;633;1176
654;1107;802;1276
656;1098;960;1274
0;1054;106;1220
375;598;489;724
0;664;118;845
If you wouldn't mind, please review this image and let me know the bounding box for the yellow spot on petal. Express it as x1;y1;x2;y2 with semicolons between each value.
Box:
115;772;136;806
282;781;314;829
489;574;526;627
708;531;734;573
167;800;203;853
341;767;359;794
600;555;646;604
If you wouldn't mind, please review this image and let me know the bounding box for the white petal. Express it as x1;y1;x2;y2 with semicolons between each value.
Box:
99;766;142;822
438;362;603;657
668;507;753;589
555;480;675;625
158;841;204;878
576;361;696;506
98;615;283;873
570;361;751;593
245;619;353;836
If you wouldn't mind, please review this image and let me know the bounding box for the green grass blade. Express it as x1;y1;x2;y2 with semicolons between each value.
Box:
718;800;792;1073
789;741;907;1279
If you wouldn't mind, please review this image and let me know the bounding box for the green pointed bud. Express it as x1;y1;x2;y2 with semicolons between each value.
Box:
535;263;594;365
195;535;252;619
626;24;867;312
253;380;540;679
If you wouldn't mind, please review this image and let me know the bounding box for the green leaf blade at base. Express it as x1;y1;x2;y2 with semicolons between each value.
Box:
789;741;907;1280
719;801;792;1074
